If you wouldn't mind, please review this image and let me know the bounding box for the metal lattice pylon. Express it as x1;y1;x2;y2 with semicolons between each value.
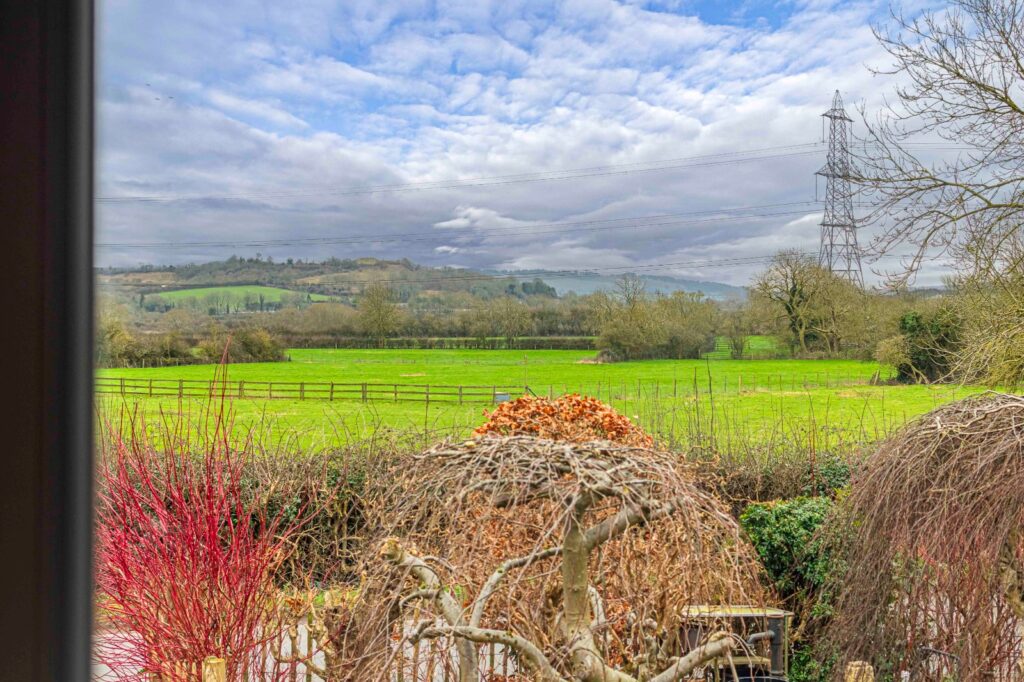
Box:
816;90;863;288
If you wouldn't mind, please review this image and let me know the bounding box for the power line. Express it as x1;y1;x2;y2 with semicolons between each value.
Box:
96;143;826;204
94;141;974;206
96;201;824;249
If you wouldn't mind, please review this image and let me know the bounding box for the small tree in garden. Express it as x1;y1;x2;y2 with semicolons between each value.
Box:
824;394;1024;682
343;436;769;682
94;406;313;681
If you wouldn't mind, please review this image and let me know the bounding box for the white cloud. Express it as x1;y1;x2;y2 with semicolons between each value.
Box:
207;90;309;129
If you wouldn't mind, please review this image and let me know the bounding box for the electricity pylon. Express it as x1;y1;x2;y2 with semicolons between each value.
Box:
817;90;863;288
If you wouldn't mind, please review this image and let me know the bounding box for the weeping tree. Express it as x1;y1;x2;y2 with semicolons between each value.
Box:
339;436;769;682
824;394;1024;682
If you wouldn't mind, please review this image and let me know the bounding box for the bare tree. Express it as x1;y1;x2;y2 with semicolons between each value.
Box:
352;437;768;682
753;250;822;354
357;282;403;347
856;1;1024;281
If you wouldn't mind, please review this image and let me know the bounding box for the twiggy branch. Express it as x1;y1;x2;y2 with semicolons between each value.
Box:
649;633;735;682
413;624;565;682
469;545;562;628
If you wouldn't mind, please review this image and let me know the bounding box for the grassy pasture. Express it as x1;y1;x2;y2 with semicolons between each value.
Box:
149;285;335;303
97;349;982;450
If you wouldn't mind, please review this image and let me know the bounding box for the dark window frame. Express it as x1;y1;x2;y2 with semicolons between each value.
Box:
0;1;94;679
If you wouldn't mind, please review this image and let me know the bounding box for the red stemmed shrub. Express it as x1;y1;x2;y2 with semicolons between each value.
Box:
95;404;309;681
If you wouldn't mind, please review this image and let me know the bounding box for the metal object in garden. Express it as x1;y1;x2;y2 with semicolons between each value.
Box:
681;605;794;681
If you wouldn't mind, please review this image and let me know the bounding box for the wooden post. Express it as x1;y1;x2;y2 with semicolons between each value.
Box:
178;379;184;399
458;385;463;405
202;657;226;682
394;384;398;402
844;661;874;682
329;381;334;401
300;381;305;400
361;382;368;402
120;377;125;395
269;382;273;399
148;378;153;397
238;380;244;399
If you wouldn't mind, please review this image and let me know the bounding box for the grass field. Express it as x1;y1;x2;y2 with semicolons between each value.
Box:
150;285;335;303
97;349;983;450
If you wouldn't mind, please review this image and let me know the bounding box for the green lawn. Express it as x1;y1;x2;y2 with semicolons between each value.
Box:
96;349;984;450
149;285;335;303
99;348;883;389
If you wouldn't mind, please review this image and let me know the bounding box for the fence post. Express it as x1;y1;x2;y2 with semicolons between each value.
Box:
361;383;368;402
148;378;153;397
238;380;244;399
120;377;125;396
178;379;183;399
202;657;226;682
300;382;305;401
329;381;334;401
458;385;463;405
394;384;398;402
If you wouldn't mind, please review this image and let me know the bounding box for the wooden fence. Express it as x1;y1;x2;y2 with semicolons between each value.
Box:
95;377;522;405
96;369;884;407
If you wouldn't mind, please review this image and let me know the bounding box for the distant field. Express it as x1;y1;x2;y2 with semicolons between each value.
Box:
96;349;982;449
150;285;335;303
701;335;789;360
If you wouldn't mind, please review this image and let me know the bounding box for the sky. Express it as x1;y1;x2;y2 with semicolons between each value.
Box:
96;0;947;286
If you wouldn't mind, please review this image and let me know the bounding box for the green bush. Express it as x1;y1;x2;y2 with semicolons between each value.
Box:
740;496;838;612
741;496;843;682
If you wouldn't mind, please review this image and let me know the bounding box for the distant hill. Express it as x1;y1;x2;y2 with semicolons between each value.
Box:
96;256;557;301
491;269;746;300
97;257;745;302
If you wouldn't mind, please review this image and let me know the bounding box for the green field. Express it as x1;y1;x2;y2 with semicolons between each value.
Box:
97;349;983;450
149;285;335;303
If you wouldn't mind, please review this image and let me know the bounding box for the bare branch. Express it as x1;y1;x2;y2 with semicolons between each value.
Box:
413;624;565;682
649;634;735;682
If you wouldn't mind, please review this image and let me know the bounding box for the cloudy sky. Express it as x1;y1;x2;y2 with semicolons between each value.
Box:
96;0;945;285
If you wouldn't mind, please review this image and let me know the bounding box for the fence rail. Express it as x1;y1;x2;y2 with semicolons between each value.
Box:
95;377;522;404
96;370;885;406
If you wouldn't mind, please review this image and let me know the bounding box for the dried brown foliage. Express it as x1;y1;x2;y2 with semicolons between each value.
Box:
336;436;769;681
473;395;653;447
825;393;1024;682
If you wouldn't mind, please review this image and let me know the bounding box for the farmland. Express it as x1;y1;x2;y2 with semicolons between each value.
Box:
148;285;335;304
96;349;980;448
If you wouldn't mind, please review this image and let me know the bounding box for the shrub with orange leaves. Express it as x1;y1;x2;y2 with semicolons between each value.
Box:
473;394;653;447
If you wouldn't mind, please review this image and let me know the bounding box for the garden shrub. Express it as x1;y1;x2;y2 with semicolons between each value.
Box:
741;496;837;604
741;496;843;682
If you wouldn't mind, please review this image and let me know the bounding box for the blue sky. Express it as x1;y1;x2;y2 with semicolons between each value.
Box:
96;0;945;285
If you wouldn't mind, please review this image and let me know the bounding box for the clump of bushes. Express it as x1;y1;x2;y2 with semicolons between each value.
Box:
741;496;843;682
94;409;316;679
197;327;286;363
95;318;194;368
740;496;839;613
875;307;959;383
95;318;286;367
